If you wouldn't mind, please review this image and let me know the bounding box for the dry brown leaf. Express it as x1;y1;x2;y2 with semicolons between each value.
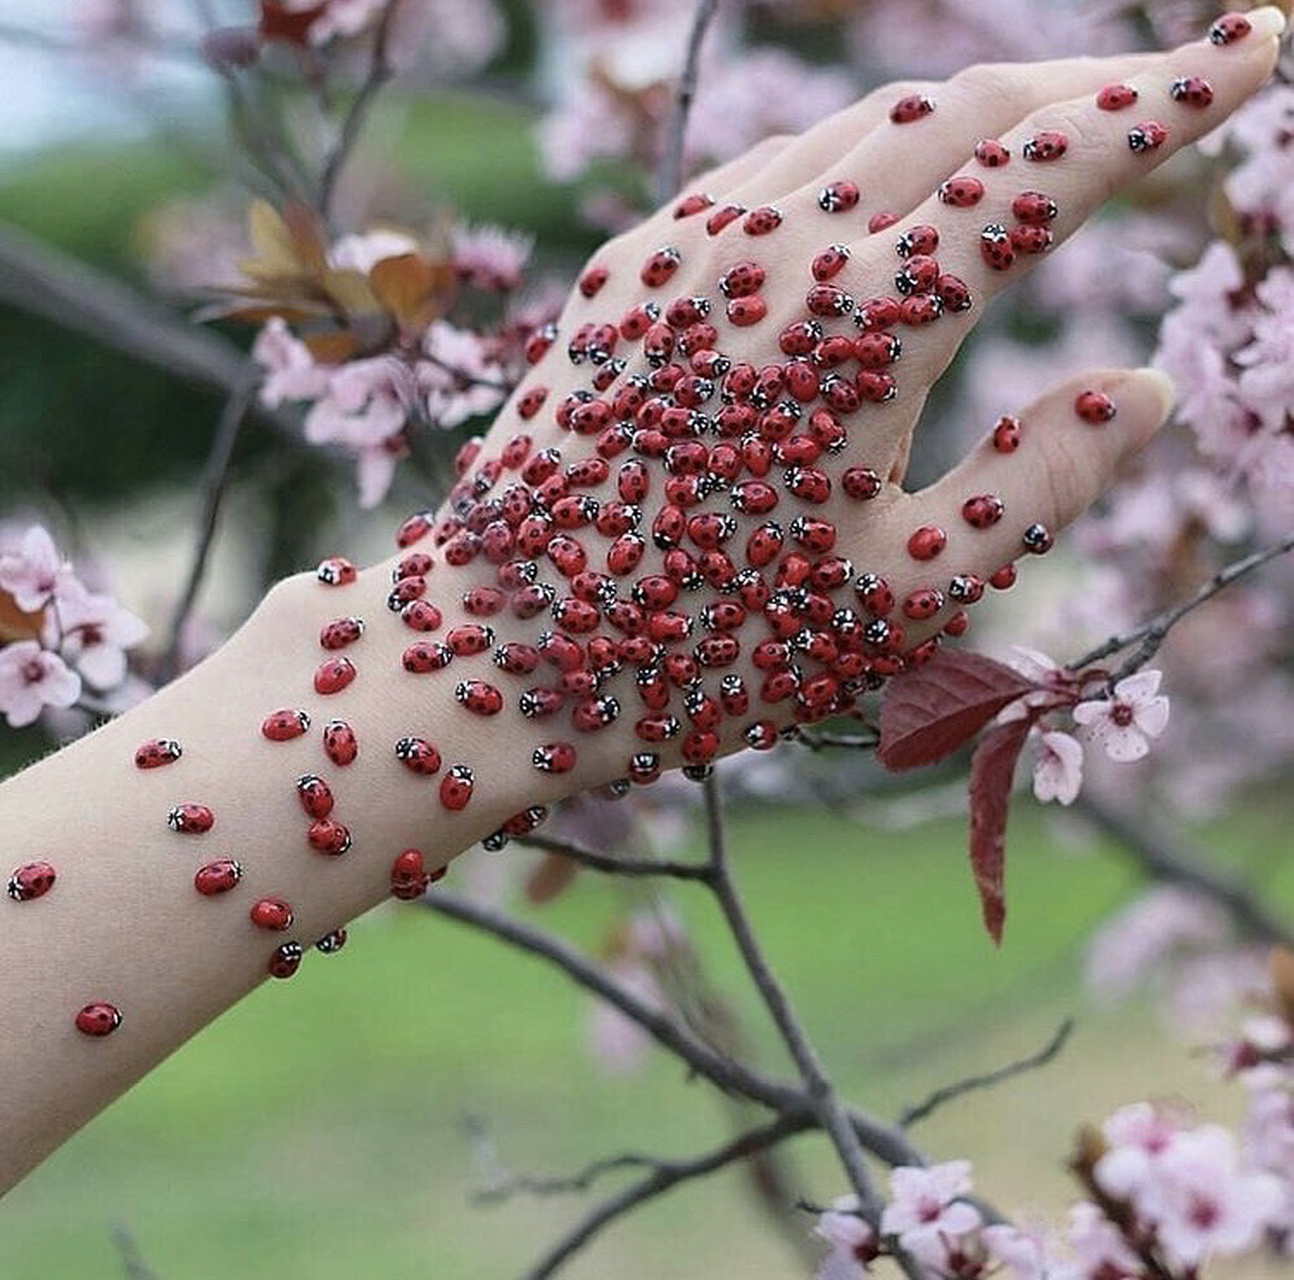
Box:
0;590;44;643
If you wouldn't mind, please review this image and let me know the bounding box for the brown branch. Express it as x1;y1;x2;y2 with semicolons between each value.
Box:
1075;795;1294;949
110;1221;161;1280
1070;533;1294;676
655;0;721;206
0;221;296;440
519;1114;810;1280
795;728;881;753
156;376;258;684
516;831;712;882
899;1019;1075;1129
318;1;399;224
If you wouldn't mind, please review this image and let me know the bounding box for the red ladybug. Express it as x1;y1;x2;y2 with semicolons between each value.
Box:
319;616;365;650
973;138;1011;167
1022;523;1054;554
455;680;504;716
980;224;1016;272
806;285;854;318
7;860;56;902
743;205;783;235
890;93;935;124
267;942;303;979
899;294;943;326
523;321;557;364
948;574;986;604
673;191;713;218
316;556;357;586
783;467;832;505
1013;190;1058;225
718;260;765;298
706;202;745;235
962;494;1005;529
1127;121;1168;154
322;719;358;767
296;774;334;820
936;273;973;313
640;247;682;287
572;695;620;731
818;180;860;212
990;564;1018;591
403;641;454;673
395;736;442;775
168;803;214;834
1023;131;1068;162
895;253;941;296
903;588;946;621
440;765;475;811
532;741;577;773
854;573;895;617
907;525;948;561
315;929;347;954
250;897;294;931
493;642;541;676
446;624;495;656
1075;390;1117;424
938;176;985;208
1096;83;1138;111
308;818;352;856
75;1002;122;1037
993;415;1023;452
1170;76;1213;109
134;738;183;769
314;656;357;696
395;510;434;548
1209;12;1252;44
895;224;939;259
727;296;768;327
790;516;837;554
401;600;443;633
261;708;310;742
1011;225;1053;255
194;859;243;896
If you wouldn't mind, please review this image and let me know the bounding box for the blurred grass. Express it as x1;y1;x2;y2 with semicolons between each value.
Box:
3;796;1288;1280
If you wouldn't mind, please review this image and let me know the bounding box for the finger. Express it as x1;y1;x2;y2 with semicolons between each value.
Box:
884;10;1284;386
864;367;1175;647
720;52;1161;230
655;134;795;219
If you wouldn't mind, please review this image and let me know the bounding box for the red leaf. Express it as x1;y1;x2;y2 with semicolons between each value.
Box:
878;650;1035;771
967;717;1032;945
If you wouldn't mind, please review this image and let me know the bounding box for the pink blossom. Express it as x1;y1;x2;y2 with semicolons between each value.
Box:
0;525;78;614
48;582;149;690
1031;730;1083;806
880;1160;982;1266
1064;1202;1143;1279
1072;670;1169;762
981;1223;1054;1280
537;81;635;182
1241;1080;1294;1238
452;222;533;292
388;0;505;75
1235;266;1294;432
1219;85;1294;238
1247;432;1294;535
814;1196;877;1280
1137;1124;1284;1267
586;959;661;1075
328;228;420;275
253;318;332;408
1093;1101;1184;1201
0;641;81;728
419;322;506;428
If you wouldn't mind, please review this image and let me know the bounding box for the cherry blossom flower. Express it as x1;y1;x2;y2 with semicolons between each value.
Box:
0;525;78;614
253;318;332;408
1235;266;1294;434
452;223;533;292
1093;1100;1184;1201
1064;1202;1143;1280
1072;671;1169;762
388;0;505;76
814;1196;878;1280
0;641;81;728
880;1160;982;1266
981;1223;1055;1280
1031;730;1083;806
47;582;149;690
419;322;507;428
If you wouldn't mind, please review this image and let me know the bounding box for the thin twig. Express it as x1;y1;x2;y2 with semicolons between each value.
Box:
110;1221;160;1280
795;728;881;753
1070;533;1294;676
516;831;712;882
476;1151;679;1205
420;350;515;395
319;0;399;224
157;377;258;684
900;1019;1075;1129
520;1114;810;1280
655;0;721;206
1075;795;1294;948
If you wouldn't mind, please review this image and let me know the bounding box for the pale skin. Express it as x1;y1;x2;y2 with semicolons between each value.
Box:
0;8;1284;1199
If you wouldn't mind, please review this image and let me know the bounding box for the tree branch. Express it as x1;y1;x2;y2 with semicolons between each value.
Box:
318;1;399;224
655;0;721;206
110;1220;161;1280
1070;533;1294;676
1075;795;1294;948
516;831;712;882
795;728;881;753
519;1114;810;1280
899;1019;1075;1129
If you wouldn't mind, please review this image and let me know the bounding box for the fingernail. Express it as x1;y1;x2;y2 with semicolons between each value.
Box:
1130;367;1177;423
1246;6;1289;39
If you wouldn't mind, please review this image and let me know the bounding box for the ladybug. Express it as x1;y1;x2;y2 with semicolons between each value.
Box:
948;574;986;605
1170;76;1213;109
980;224;1015;272
856;371;897;403
627;752;661;785
517;386;548;421
707;202;746;235
194;859;243;896
1075;390;1117;424
701;600;746;632
855;573;895;616
579;265;609;297
810;557;854;591
890;93;935;124
727;296;768;327
818;180;860;212
168;803;214;834
806;285;854;318
250;897;294;931
1022;523;1054;554
446;624;495;656
387;577;426;611
319;617;365;650
790;516;837;554
315;929;347;954
391;848;430;898
308;818;352;856
973;138;1010;167
1023;131;1068;162
687;512;737;550
903;588;946;621
1127;121;1168;153
938;176;984;208
1096;83;1138;111
1010;225;1053;256
502;806;548;837
962;494;1005;529
572;695;621;731
992;415;1022;452
455;680;504;717
854;332;902;370
899;294;943;325
403;641;453;673
439;765;475;811
395;552;434;580
134;738;182;769
7;860;56;902
1012;190;1058;225
806;243;849;282
462;586;506;617
1209;13;1251;44
493;642;541;676
262;708;310;742
395;510;434;548
895;253;941;296
296;774;334;820
696;635;740;667
896;225;939;259
532;741;577;773
783;467;832;505
990;563;1018;591
743;205;783;235
640;246;682;288
523;321;557;365
745;522;783;569
322;719;359;766
907;525;948;561
665;295;710;328
316;556;357;586
75;1002;122;1036
314;656;357;696
744;721;779;750
944;612;970;638
674;191;714;218
267;942;303;979
395;736;442;775
635;714;681;743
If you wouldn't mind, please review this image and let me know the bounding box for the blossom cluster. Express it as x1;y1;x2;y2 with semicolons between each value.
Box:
0;526;148;728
